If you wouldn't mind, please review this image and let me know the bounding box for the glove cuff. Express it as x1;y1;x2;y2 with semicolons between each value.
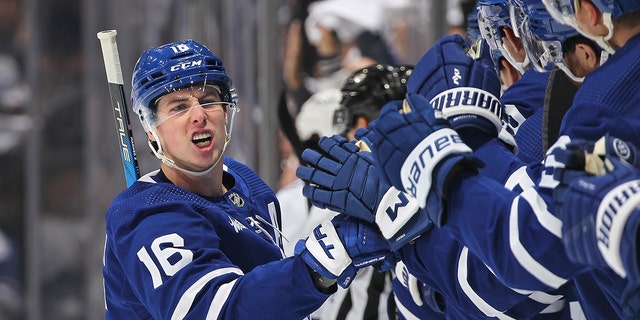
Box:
429;87;503;134
374;188;431;251
399;128;473;208
300;221;352;280
595;179;640;277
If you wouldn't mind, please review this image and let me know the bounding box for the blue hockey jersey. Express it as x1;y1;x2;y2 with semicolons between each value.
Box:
439;33;640;318
103;157;329;319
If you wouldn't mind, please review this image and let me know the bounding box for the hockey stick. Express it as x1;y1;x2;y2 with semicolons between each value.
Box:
97;30;140;187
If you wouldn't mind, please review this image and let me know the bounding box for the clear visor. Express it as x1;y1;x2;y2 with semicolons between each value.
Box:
522;20;565;72
153;84;238;136
541;0;578;27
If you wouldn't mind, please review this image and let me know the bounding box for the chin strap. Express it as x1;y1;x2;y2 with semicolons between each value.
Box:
149;128;231;176
501;44;530;74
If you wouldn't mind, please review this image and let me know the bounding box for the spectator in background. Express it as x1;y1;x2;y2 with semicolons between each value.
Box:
281;0;400;113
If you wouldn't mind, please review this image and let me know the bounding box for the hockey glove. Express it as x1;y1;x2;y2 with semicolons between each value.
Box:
559;156;640;278
553;135;640;277
550;134;640;210
296;135;433;251
367;92;483;226
295;215;391;288
296;135;393;223
407;34;504;143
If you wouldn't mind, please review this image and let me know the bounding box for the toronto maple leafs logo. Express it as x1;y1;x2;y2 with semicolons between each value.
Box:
229;217;247;233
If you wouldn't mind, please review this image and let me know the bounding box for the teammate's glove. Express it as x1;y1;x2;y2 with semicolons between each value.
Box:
296;135;433;251
367;92;483;226
553;135;640;278
295;215;392;288
296;135;393;223
407;34;504;141
559;155;640;278
549;134;640;211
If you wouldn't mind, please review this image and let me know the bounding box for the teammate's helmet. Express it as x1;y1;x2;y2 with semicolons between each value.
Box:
542;0;640;53
477;0;530;72
131;39;237;132
544;0;640;22
478;0;511;52
522;0;580;72
466;5;482;43
333;64;413;134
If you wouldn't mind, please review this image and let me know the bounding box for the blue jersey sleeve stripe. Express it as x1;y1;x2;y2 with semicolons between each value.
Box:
504;166;535;191
171;267;243;319
457;247;517;320
206;279;238;319
517;289;564;305
539;299;565;314
394;296;421;320
521;188;562;238
509;197;567;288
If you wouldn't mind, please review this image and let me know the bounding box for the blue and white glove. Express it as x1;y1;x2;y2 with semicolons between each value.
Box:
367;92;483;226
296;135;395;223
407;34;504;142
553;135;640;278
559;156;640;278
296;135;432;251
295;215;391;288
551;134;640;208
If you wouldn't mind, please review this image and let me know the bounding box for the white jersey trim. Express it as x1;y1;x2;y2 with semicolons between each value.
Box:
206;279;238;319
509;196;566;289
458;247;516;320
394;295;421;320
504;166;535;191
171;267;243;320
521;188;562;238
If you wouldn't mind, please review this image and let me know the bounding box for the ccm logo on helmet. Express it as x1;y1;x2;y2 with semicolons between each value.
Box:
170;60;203;72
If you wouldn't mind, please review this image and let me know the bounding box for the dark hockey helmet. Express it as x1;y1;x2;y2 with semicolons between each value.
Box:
131;39;237;132
333;64;413;134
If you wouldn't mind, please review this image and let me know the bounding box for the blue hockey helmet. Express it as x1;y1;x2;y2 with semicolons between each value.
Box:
466;4;482;43
478;0;530;73
477;0;511;53
131;39;238;132
542;0;640;53
521;0;581;72
131;39;239;176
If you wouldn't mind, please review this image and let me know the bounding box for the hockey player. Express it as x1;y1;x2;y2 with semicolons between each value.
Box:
360;0;640;317
477;0;552;165
101;39;392;319
297;2;592;317
297;42;579;320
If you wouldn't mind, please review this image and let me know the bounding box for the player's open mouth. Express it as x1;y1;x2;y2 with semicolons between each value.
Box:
192;132;212;147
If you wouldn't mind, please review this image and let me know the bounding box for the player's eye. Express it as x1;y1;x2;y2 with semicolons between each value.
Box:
169;104;189;114
200;102;225;112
